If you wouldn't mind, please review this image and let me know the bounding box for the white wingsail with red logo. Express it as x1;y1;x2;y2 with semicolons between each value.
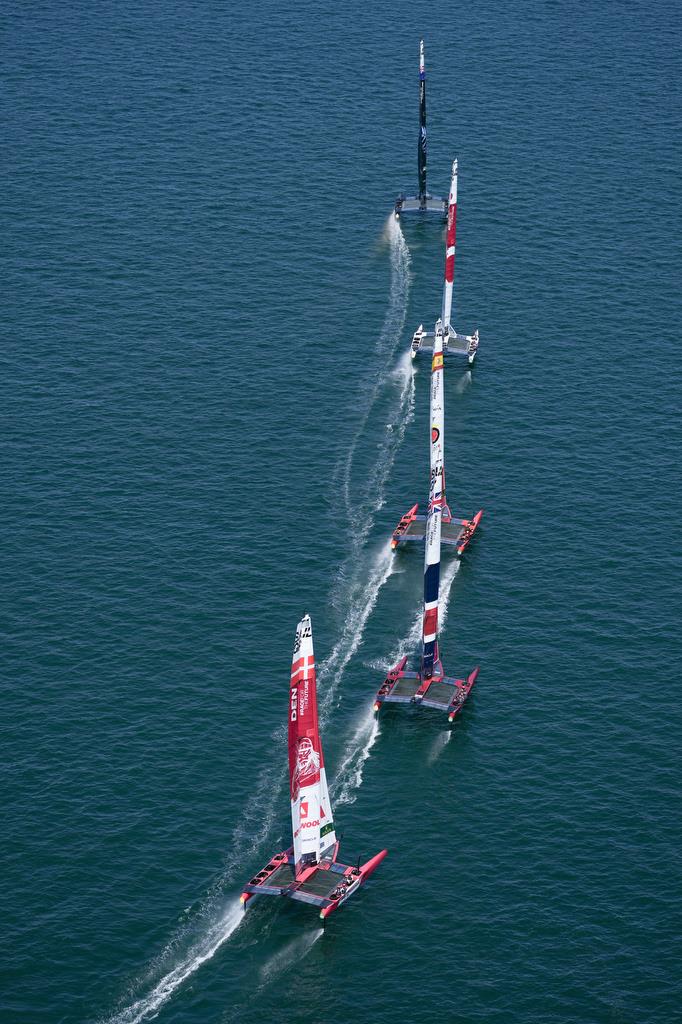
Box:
241;615;385;919
289;615;336;878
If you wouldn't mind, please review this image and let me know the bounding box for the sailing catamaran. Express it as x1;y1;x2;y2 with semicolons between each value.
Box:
393;161;483;557
410;159;480;362
394;40;447;219
241;615;387;920
375;288;480;720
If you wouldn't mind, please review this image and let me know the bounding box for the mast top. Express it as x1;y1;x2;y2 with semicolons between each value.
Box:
446;160;458;211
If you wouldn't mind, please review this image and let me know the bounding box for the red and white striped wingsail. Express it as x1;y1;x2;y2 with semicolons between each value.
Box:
289;615;336;875
441;159;458;332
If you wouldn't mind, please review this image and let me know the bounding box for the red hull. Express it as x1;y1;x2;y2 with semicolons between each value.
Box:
390;503;419;550
240;844;387;920
374;658;479;723
391;506;483;555
319;849;388;920
455;509;483;556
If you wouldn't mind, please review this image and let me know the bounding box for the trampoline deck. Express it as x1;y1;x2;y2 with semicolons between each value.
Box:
413;336;472;355
390;674;422;699
297;867;344;899
241;849;377;919
381;676;460;708
242;854;352;900
375;664;479;719
396;196;447;216
420;680;459;708
396;518;463;545
266;863;296;888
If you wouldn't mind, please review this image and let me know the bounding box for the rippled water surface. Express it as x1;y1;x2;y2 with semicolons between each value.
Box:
3;1;681;1022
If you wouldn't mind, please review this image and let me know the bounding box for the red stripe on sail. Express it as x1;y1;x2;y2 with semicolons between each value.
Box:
446;208;457;247
288;663;324;801
423;606;438;637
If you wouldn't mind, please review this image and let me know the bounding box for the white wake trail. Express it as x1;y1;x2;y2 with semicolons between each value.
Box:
340;215;412;538
376;557;462;673
221;740;287;878
438;557;462;631
332;711;381;806
322;218;412;711
104;902;244;1024
325;554;462;808
258;928;324;988
455;369;472;395
317;543;394;719
323;354;414;709
361;349;416;523
103;220;410;1024
427;728;453;765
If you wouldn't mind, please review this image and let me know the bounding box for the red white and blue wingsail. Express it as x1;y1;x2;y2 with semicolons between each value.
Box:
375;168;481;718
421;330;445;680
375;322;480;716
391;162;483;559
289;615;336;876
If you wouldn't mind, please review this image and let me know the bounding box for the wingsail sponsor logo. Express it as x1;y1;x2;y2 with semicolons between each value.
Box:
294;737;320;787
298;678;310;718
294;818;320;838
429;465;443;489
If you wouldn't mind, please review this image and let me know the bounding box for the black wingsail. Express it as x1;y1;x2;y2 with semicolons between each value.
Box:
394;38;445;218
417;39;427;202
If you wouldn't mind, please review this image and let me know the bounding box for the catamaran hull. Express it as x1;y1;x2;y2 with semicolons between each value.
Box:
395;195;447;219
319;849;388;920
240;845;387;921
391;506;483;555
374;659;479;722
411;326;480;363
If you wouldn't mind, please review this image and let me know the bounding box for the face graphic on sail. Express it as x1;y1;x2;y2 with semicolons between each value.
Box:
294;737;320;790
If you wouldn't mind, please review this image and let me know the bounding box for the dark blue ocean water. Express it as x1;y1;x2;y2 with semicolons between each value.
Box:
3;1;681;1022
